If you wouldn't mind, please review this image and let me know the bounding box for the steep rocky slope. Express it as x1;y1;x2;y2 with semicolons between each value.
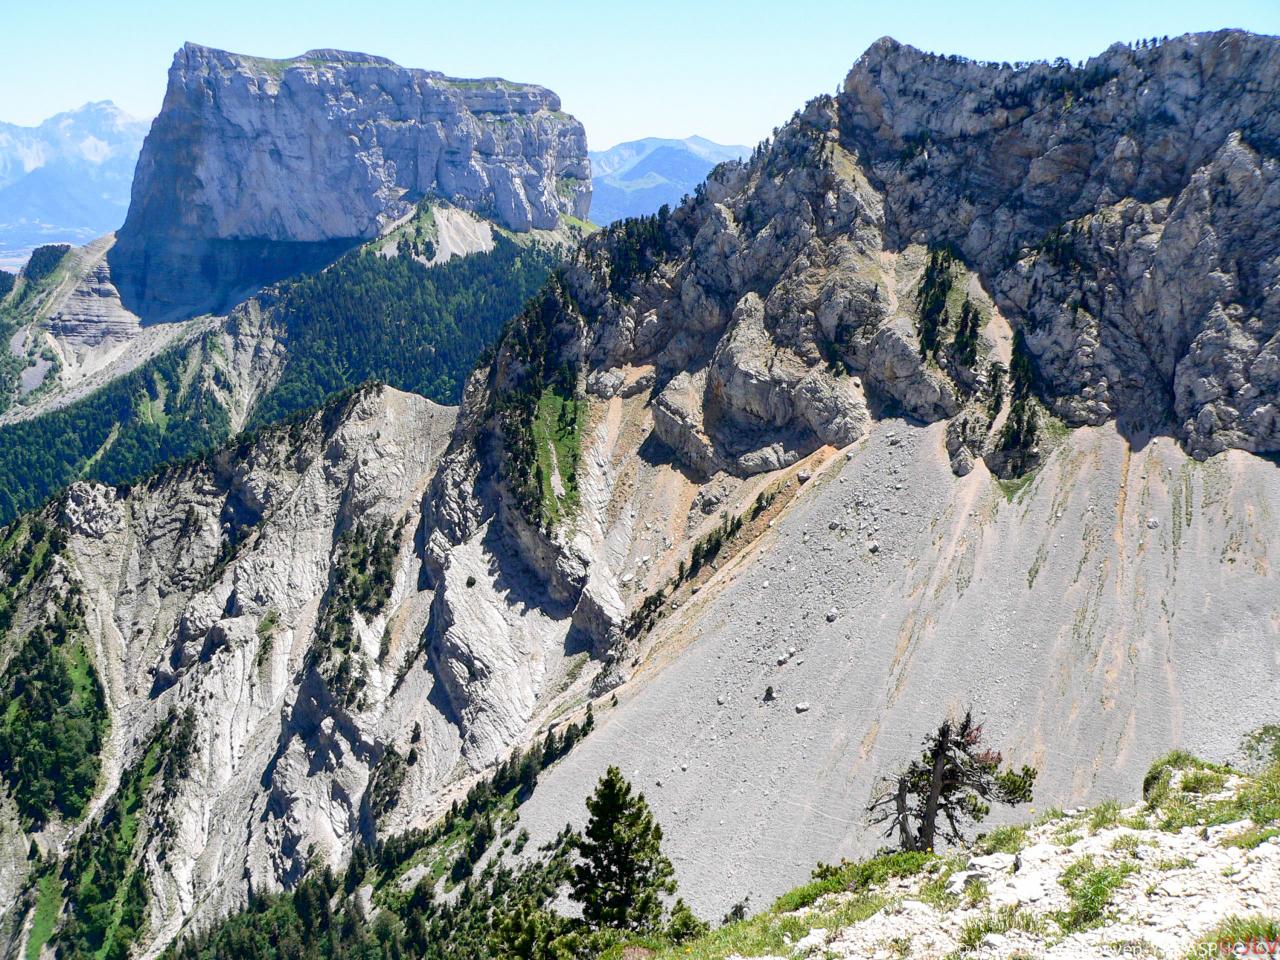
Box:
515;420;1280;917
424;26;1280;914
0;387;476;953
110;44;591;322
3;28;1280;960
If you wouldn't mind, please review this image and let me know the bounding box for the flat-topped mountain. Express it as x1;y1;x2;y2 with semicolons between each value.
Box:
110;43;591;321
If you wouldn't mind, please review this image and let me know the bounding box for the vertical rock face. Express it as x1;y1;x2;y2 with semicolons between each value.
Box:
110;44;590;322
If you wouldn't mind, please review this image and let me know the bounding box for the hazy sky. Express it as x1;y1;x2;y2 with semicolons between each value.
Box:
4;0;1280;150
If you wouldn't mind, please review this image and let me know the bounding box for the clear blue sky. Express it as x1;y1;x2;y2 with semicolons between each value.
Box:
4;0;1279;150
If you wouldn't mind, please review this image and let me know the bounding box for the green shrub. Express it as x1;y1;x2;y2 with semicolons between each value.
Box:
958;906;1046;951
975;823;1029;855
1142;750;1219;802
1089;800;1121;832
1190;916;1280;958
1181;769;1227;795
773;851;933;912
1056;856;1135;931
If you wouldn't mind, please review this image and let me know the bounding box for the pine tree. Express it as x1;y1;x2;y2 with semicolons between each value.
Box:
868;710;1037;852
570;766;676;932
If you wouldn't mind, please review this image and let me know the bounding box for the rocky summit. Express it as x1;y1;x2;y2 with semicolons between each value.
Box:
109;43;591;321
2;27;1280;960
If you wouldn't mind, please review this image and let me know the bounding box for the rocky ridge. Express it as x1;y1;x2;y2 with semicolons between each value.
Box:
0;383;603;954
425;30;1280;695
841;31;1280;460
418;27;1280;914
3;29;1280;960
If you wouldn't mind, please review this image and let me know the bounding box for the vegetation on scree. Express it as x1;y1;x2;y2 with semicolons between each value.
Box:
997;329;1040;474
0;518;107;828
492;275;585;531
311;519;401;708
494;204;686;532
915;247;986;373
627;490;775;641
41;708;197;960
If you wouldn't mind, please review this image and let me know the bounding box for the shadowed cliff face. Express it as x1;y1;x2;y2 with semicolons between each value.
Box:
110;44;591;322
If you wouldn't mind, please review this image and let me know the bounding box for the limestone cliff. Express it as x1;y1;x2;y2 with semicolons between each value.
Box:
110;44;590;322
840;31;1280;460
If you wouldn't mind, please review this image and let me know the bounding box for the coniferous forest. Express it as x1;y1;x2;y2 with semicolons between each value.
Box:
0;237;560;525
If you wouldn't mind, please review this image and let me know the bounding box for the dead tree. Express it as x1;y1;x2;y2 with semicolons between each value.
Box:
868;710;1037;852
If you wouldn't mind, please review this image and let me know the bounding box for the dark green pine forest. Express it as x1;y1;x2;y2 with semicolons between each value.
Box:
0;237;559;525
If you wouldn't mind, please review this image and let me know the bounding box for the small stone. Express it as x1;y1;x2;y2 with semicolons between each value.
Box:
795;702;810;713
1146;516;1160;529
867;541;881;554
826;608;838;622
945;870;984;896
717;695;725;706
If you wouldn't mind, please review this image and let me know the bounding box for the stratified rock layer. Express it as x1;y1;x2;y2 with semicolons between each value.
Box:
111;44;590;321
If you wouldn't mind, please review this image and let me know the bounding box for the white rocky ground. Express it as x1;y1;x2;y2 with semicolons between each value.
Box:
756;768;1280;959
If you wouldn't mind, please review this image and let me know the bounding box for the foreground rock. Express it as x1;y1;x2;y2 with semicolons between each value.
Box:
734;762;1280;960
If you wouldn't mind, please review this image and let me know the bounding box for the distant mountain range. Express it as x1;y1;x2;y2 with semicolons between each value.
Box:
0;101;148;268
588;135;747;224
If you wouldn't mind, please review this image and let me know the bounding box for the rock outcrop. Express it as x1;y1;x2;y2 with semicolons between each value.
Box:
840;30;1280;459
110;44;590;321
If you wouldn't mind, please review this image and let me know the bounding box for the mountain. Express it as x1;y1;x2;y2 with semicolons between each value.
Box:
0;102;147;269
3;29;1280;960
0;45;592;524
588;135;747;224
110;44;591;323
